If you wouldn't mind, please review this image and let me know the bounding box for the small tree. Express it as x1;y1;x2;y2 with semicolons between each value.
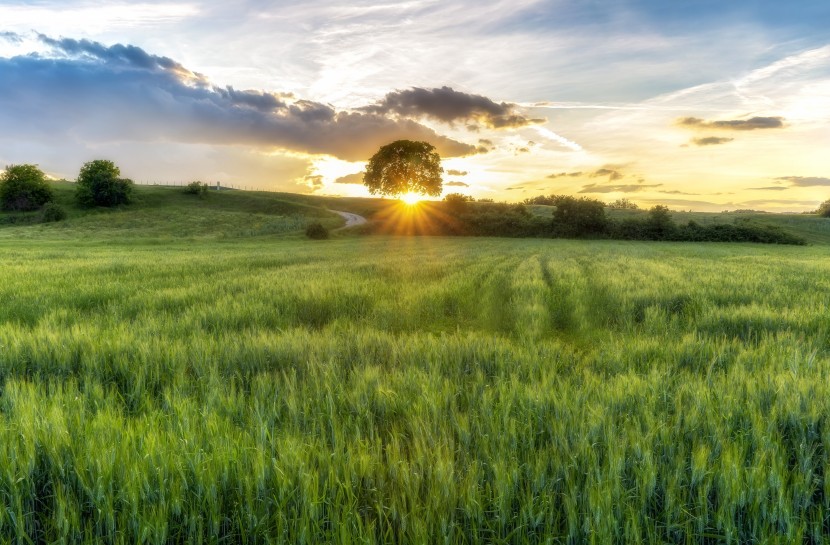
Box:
443;193;473;215
552;196;607;236
817;199;830;218
363;140;443;198
0;164;54;211
646;205;676;239
607;198;639;210
76;160;134;207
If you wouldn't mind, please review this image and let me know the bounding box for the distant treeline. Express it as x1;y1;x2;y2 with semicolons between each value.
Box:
363;194;807;245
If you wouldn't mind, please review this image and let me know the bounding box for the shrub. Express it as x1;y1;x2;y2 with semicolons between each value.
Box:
817;199;830;218
0;164;54;211
184;181;209;197
305;222;329;239
76;160;133;207
40;202;67;223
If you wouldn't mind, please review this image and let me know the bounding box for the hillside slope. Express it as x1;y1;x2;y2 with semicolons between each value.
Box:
0;183;343;241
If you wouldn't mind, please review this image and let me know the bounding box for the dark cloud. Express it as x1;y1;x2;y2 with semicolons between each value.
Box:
749;186;789;191
362;86;545;129
216;87;287;112
445;181;469;187
678;116;785;131
505;186;525;190
579;183;662;194
516;147;530;153
691;136;734;146
334;172;365;185
478;139;493;146
548;171;583;179
0;36;477;161
774;176;830;187
591;168;623;181
39;34;209;83
446;169;468;176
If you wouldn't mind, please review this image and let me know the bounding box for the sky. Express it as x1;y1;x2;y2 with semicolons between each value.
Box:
1;0;828;211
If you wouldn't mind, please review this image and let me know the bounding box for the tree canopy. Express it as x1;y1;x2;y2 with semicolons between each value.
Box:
363;140;443;198
76;159;134;207
551;196;607;236
607;197;640;210
0;164;54;211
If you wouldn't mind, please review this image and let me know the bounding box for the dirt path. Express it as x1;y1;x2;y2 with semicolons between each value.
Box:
331;210;367;230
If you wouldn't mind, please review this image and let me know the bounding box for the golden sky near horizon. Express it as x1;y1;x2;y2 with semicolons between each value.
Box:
1;1;829;211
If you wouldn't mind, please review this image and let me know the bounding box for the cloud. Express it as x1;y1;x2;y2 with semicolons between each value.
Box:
548;167;628;182
660;190;699;195
591;168;624;181
691;136;734;146
774;176;830;187
0;31;22;44
548;171;583;179
446;169;468;176
739;199;818;206
445;181;469;187
505;186;525;190
362;86;545;129
303;174;324;190
749;186;789;191
678;116;785;130
579;183;662;194
0;36;478;162
334;172;364;185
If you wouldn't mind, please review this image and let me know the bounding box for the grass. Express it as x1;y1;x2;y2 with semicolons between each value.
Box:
2;185;830;542
0;183;342;241
1;229;830;542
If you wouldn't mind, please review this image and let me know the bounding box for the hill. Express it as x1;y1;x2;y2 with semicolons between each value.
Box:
2;183;829;244
0;182;344;241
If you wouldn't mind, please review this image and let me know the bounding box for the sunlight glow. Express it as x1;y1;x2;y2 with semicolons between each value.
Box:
400;192;423;205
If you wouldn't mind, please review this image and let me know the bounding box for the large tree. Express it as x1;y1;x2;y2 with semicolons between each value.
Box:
76;159;134;207
363;140;443;198
0;164;54;211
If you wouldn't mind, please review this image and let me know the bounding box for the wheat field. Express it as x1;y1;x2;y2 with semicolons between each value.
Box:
1;235;828;543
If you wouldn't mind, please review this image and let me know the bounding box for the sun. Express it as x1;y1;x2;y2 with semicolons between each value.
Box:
400;192;423;205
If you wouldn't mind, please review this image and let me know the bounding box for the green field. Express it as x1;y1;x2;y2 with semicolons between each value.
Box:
2;187;830;543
